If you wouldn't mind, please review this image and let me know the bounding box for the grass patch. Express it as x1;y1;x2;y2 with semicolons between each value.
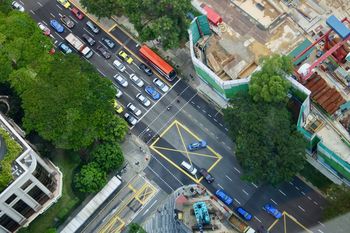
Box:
299;162;333;193
19;150;82;233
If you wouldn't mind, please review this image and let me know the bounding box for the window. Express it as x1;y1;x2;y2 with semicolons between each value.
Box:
28;186;50;205
5;194;17;205
21;180;32;190
12;200;35;219
0;214;20;232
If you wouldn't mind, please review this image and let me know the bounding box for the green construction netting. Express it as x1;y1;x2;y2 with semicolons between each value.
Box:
197;15;211;36
190;21;200;45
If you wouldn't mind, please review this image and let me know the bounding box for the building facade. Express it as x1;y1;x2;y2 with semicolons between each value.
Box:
0;114;62;232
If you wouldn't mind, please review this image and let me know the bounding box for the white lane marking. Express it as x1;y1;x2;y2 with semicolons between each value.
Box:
208;114;212;117
191;101;195;104
147;166;174;191
317;230;324;233
56;4;63;10
54;32;64;40
50;13;55;18
279;189;287;196
254;216;262;223
289;181;294;185
219;123;223;126
270;198;278;205
30;10;35;15
108;63;115;69
42;21;48;26
142;199;158;216
196;105;201;109
298;205;305;212
225;127;229;131
225;175;232;181
69;16;78;24
37;1;42;7
83;28;95;37
19;0;24;4
91;49;101;57
242;189;249;195
202;110;206;113
301;191;305;195
213;118;218;122
234;198;241;205
218;184;224;190
307;196;312;200
313;201;318;205
251;182;258;188
97;68;106;77
318;221;325;227
129;66;136;73
233;167;241;174
295;186;300;190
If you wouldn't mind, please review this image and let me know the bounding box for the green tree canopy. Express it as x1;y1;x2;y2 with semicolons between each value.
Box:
91;142;124;172
323;184;350;220
224;93;306;185
128;223;147;233
80;0;121;19
249;55;292;103
100;114;128;143
74;162;107;193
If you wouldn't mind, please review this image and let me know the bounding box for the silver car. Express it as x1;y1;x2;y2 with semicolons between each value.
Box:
136;93;151;107
130;74;144;87
153;78;169;92
114;74;128;88
127;103;142;116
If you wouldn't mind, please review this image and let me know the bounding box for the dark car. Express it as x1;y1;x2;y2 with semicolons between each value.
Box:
139;63;153;76
199;168;214;183
82;34;95;46
96;45;111;59
86;20;99;34
60;15;74;28
124;113;137;126
71;7;84;20
188;140;207;151
236;207;253;221
58;42;72;54
102;37;115;49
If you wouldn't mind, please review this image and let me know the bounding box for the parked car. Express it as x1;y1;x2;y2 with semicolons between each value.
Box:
236;207;253;221
71;7;84;20
129;74;144;87
263;204;282;219
102;37;115;49
82;34;95;46
127;103;142;117
113;100;123;114
114;74;128;88
145;86;161;100
115;88;123;98
96;45;111;59
139;63;153;76
181;161;197;176
11;1;24;11
86;20;99;34
50;19;64;33
199;168;214;183
118;50;133;64
153;78;169;92
58;42;72;54
57;0;70;8
60;15;74;28
136;93;151;107
124;113;137;126
38;22;50;36
215;189;233;206
188;140;207;151
112;59;126;72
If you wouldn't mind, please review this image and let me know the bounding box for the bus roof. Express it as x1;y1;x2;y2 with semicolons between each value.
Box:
139;45;174;75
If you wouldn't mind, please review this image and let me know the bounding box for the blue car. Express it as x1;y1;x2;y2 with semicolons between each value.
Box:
236;207;253;221
145;86;161;100
58;42;72;54
188;140;207;151
215;189;233;206
50;19;64;33
263;203;282;219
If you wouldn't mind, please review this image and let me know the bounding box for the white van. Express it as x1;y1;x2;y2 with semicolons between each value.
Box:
181;161;197;176
113;59;126;72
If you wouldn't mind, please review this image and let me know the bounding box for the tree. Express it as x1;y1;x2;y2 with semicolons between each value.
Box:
74;162;107;193
224;93;306;185
80;0;122;19
100;114;128;143
323;184;350;220
249;55;292;103
91;142;124;172
128;223;146;233
0;0;13;14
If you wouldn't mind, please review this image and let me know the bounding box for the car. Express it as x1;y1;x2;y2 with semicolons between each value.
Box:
139;63;153;76
82;34;95;46
50;19;64;33
153;78;169;92
236;207;253;221
127;103;142;117
136;93;151;107
102;37;115;49
57;0;70;9
263;204;282;219
199;168;214;183
114;100;123;114
118;50;133;64
215;189;233;206
11;1;24;12
188;140;207;151
114;74;128;88
115;88;123;98
38;22;50;36
60;15;74;28
181;161;197;176
113;59;126;72
71;7;84;20
86;20;99;34
129;74;144;87
124;113;137;126
58;42;72;54
145;86;161;100
96;45;111;59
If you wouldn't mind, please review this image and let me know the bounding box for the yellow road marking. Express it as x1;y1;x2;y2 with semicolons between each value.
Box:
175;122;192;165
268;218;280;231
135;183;157;205
159;120;177;138
267;211;313;233
152;146;218;159
108;24;117;32
284;212;313;233
128;184;137;193
284;213;287;233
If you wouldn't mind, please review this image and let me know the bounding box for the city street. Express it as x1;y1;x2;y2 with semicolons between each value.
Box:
21;0;330;232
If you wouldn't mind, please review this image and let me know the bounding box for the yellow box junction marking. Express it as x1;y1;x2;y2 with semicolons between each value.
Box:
267;211;313;233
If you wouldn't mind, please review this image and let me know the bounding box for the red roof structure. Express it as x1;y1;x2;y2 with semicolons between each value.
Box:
305;74;346;114
203;5;222;26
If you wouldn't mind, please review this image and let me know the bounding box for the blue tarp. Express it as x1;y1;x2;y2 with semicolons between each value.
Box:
326;15;350;39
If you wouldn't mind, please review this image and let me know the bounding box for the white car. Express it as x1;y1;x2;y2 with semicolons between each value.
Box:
38;22;51;36
124;113;137;126
12;1;24;12
115;88;123;98
130;74;144;87
127;103;142;116
153;78;169;92
114;74;128;88
136;93;151;107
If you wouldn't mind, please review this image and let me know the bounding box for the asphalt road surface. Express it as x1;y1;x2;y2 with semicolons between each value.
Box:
21;0;331;232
